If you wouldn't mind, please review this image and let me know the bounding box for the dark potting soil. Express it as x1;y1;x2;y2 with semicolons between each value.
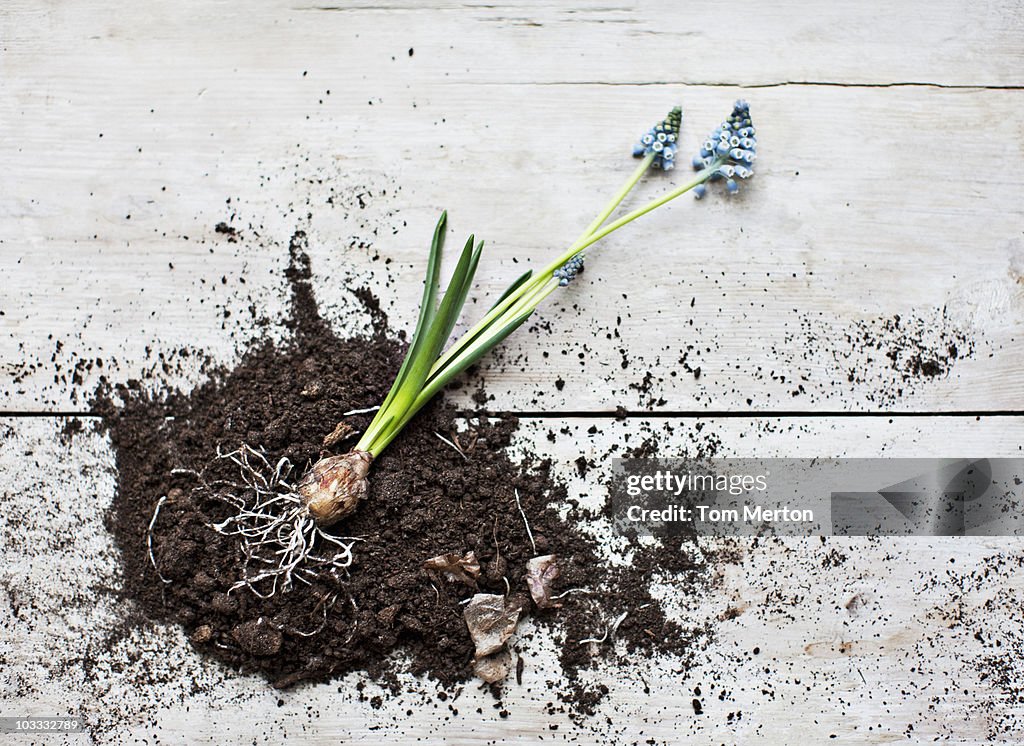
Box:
96;231;709;701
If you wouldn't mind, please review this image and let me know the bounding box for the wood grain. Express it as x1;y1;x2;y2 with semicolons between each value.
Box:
3;1;1022;87
1;1;1022;743
2;415;1023;744
3;79;1023;411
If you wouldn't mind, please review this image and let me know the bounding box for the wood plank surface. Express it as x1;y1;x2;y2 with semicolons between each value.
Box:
3;82;1023;411
3;1;1022;87
2;414;1023;744
1;1;1023;744
1;2;1023;412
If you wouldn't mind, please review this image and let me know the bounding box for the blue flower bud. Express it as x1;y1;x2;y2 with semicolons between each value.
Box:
555;254;585;287
633;106;683;171
692;100;757;199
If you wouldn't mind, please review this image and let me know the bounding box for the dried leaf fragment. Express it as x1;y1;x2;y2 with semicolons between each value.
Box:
423;551;481;587
463;593;521;659
473;648;512;683
322;420;356;448
525;554;560;609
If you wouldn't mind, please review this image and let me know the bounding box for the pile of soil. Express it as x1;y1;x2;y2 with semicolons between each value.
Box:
96;231;710;699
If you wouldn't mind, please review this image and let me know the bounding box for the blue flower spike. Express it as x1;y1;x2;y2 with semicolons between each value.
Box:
553;255;584;287
693;99;756;197
633;106;683;171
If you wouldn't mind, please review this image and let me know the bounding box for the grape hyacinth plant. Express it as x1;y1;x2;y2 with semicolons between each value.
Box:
208;101;758;595
632;105;683;171
691;99;757;199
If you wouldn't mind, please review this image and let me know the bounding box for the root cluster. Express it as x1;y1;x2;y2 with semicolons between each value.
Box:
151;444;360;597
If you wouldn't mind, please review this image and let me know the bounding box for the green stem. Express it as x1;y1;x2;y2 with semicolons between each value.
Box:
493;274;559;332
408;164;717;423
369;169;629;457
428;153;656;380
369;279;560;457
529;164;718;286
580;153;656;242
362;156;717;458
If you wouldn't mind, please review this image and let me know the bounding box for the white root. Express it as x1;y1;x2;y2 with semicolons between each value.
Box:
434;431;468;460
513;488;536;553
211;445;362;596
579;610;630;645
152;444;362;598
147;495;172;585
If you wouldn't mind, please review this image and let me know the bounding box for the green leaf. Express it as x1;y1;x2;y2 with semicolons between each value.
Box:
413;212;447;347
420;235;480;366
428;239;483;361
427;267;531;379
426;308;533;395
489;270;533;312
369;308;534;457
367;233;483;452
357;212;446;451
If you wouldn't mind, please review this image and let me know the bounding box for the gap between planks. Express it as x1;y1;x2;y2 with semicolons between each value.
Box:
4;409;1024;419
468;80;1024;90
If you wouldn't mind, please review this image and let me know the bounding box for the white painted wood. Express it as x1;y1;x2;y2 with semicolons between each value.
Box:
2;415;1023;744
2;0;1021;87
2;1;1023;739
2;2;1023;413
3;78;1023;411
